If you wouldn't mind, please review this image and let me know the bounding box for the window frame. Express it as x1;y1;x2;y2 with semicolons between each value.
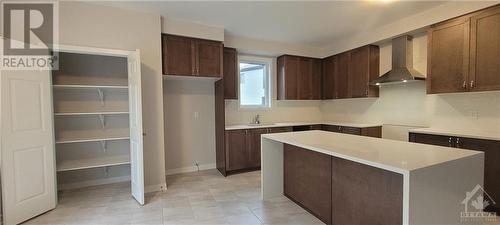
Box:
238;55;272;110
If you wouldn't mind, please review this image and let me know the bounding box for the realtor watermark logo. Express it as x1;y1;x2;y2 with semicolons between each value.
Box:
461;184;497;223
1;1;58;70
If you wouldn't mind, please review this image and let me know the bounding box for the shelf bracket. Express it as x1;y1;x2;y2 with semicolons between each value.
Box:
100;140;107;153
104;166;109;177
97;88;104;105
98;114;105;129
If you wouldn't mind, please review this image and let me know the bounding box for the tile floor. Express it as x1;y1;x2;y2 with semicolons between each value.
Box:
23;169;500;225
24;170;324;225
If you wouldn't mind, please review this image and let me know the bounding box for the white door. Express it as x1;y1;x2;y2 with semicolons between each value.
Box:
1;69;57;225
128;50;145;205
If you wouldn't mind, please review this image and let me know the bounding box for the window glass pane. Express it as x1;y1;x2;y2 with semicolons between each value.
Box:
239;62;268;107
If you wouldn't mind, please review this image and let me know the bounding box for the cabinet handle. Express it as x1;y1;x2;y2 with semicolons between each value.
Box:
470;80;475;89
463;80;467;89
365;89;369;96
448;137;453;147
456;137;461;148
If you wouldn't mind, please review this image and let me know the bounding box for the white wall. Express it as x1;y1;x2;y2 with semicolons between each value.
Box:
59;2;166;191
225;57;322;125
162;18;225;41
321;1;499;57
321;32;500;134
163;79;216;174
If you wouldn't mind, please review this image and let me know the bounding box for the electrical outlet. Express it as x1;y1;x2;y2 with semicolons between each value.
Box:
194;111;199;119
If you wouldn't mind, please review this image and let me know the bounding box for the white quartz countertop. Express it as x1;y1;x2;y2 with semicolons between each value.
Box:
262;130;482;174
225;121;382;130
410;128;500;141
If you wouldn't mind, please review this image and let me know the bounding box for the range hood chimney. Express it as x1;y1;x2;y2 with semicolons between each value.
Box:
370;35;425;86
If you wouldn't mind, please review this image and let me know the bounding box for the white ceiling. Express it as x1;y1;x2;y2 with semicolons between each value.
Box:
100;1;446;47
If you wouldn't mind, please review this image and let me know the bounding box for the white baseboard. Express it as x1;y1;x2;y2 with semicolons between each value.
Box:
165;163;217;176
58;175;130;190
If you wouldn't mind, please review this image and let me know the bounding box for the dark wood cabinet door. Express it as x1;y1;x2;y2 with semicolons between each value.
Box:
332;157;403;225
284;144;332;224
277;56;298;100
322;56;335;100
341;126;361;135
162;34;195;76
312;59;323;100
196;39;223;77
470;5;500;92
334;52;350;99
246;128;267;168
349;45;379;98
349;46;370;98
458;137;500;207
297;58;313;100
360;126;382;138
268;127;293;133
322;125;342;133
225;130;248;171
215;80;226;176
409;133;454;148
223;47;238;99
427;17;470;94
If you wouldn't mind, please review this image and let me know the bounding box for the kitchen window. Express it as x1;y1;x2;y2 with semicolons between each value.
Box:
239;56;271;108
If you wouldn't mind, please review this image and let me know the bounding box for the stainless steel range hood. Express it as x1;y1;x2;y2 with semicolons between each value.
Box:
370;35;425;86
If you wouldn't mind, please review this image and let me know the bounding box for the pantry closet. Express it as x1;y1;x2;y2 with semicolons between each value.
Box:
1;45;145;225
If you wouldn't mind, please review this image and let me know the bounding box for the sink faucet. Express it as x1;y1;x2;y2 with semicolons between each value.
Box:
252;114;260;124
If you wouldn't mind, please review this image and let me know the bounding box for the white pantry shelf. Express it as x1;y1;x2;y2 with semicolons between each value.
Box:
54;112;129;116
55;136;130;144
53;84;128;90
57;155;130;172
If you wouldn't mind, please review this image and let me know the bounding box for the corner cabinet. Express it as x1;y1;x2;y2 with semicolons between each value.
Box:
427;4;500;94
322;45;379;99
162;34;223;77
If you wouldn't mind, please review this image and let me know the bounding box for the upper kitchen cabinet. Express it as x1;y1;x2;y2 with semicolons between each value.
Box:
277;55;322;100
349;45;379;98
277;55;299;100
223;47;238;99
162;34;195;76
322;56;335;99
334;52;351;99
427;17;470;94
470;5;500;92
428;4;500;94
162;34;223;77
322;45;379;99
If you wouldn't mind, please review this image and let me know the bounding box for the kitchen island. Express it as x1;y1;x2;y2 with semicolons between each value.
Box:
261;130;484;225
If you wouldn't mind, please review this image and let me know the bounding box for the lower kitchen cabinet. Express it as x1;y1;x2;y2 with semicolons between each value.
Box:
247;128;268;168
322;125;382;138
225;129;248;171
410;132;500;213
284;144;332;224
225;127;294;174
222;125;381;176
283;144;403;225
331;157;403;225
409;132;454;147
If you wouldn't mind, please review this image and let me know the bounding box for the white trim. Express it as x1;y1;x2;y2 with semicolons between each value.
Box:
238;55;273;110
57;175;130;191
55;44;134;57
165;163;216;176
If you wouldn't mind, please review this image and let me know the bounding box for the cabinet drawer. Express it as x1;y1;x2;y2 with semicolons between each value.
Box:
341;127;361;135
409;133;454;147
